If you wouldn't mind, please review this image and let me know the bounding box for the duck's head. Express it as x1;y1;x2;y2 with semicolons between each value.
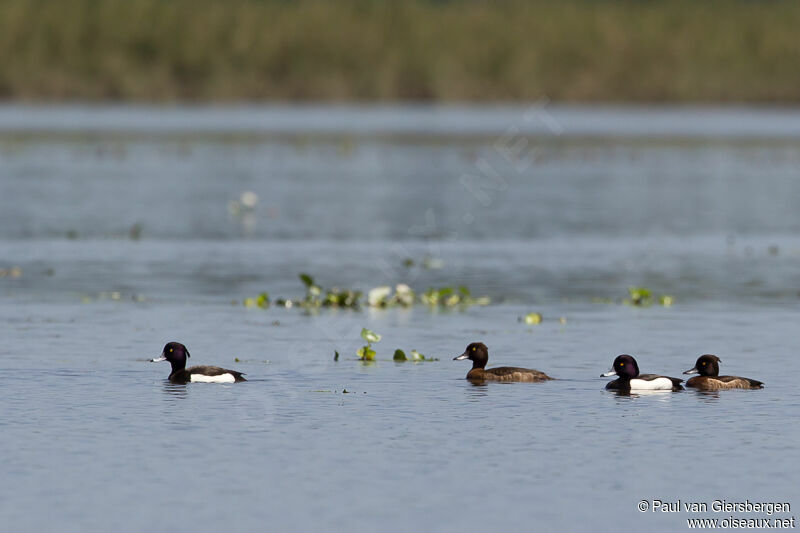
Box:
454;342;489;369
601;354;640;379
684;354;721;377
151;341;191;371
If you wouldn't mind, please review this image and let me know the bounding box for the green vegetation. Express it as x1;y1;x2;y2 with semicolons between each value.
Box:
243;292;270;309
392;349;436;362
1;0;799;102
368;285;415;308
243;274;489;311
522;312;543;325
590;288;674;307
357;328;381;361
519;312;567;326
420;286;489;308
273;273;362;310
352;329;436;362
625;287;674;307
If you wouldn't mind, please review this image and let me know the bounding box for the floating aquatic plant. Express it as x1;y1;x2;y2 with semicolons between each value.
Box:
244;274;358;309
625;286;674;307
521;312;543;325
627;286;652;306
351;330;438;363
394;284;415;306
243;274;488;311
421;286;490;307
300;273;321;300
368;284;415;307
518;313;567;326
275;298;294;308
323;288;362;308
392;348;437;362
357;328;381;361
243;292;270;308
392;349;438;363
410;350;432;361
298;273;362;309
368;286;392;307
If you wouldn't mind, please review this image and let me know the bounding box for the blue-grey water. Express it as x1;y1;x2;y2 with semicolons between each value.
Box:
1;106;799;532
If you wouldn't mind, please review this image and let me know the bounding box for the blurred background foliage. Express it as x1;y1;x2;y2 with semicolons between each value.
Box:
0;0;798;102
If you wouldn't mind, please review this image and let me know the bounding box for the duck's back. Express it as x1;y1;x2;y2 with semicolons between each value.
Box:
687;375;763;390
468;366;553;382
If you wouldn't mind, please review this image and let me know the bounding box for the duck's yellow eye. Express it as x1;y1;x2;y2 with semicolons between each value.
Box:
701;362;705;365
619;362;624;366
471;346;476;352
169;348;173;352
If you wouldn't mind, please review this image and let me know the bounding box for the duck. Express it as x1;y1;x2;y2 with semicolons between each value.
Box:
601;354;683;391
683;354;763;390
150;342;246;384
453;342;553;382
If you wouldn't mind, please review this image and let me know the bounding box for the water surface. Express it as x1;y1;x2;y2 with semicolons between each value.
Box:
1;106;798;532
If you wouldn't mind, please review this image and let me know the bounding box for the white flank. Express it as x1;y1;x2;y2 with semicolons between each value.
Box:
190;373;236;383
629;377;674;390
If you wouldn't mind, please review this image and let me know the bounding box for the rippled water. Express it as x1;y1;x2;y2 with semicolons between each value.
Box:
1;106;799;532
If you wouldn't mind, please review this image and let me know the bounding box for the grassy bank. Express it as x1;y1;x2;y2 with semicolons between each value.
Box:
1;0;799;103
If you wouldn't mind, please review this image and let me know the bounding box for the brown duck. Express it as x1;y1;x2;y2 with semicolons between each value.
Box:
683;354;763;390
453;342;553;382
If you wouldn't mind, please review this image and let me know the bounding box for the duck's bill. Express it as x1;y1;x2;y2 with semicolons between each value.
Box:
453;352;469;361
683;367;699;375
150;355;167;363
600;369;617;377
